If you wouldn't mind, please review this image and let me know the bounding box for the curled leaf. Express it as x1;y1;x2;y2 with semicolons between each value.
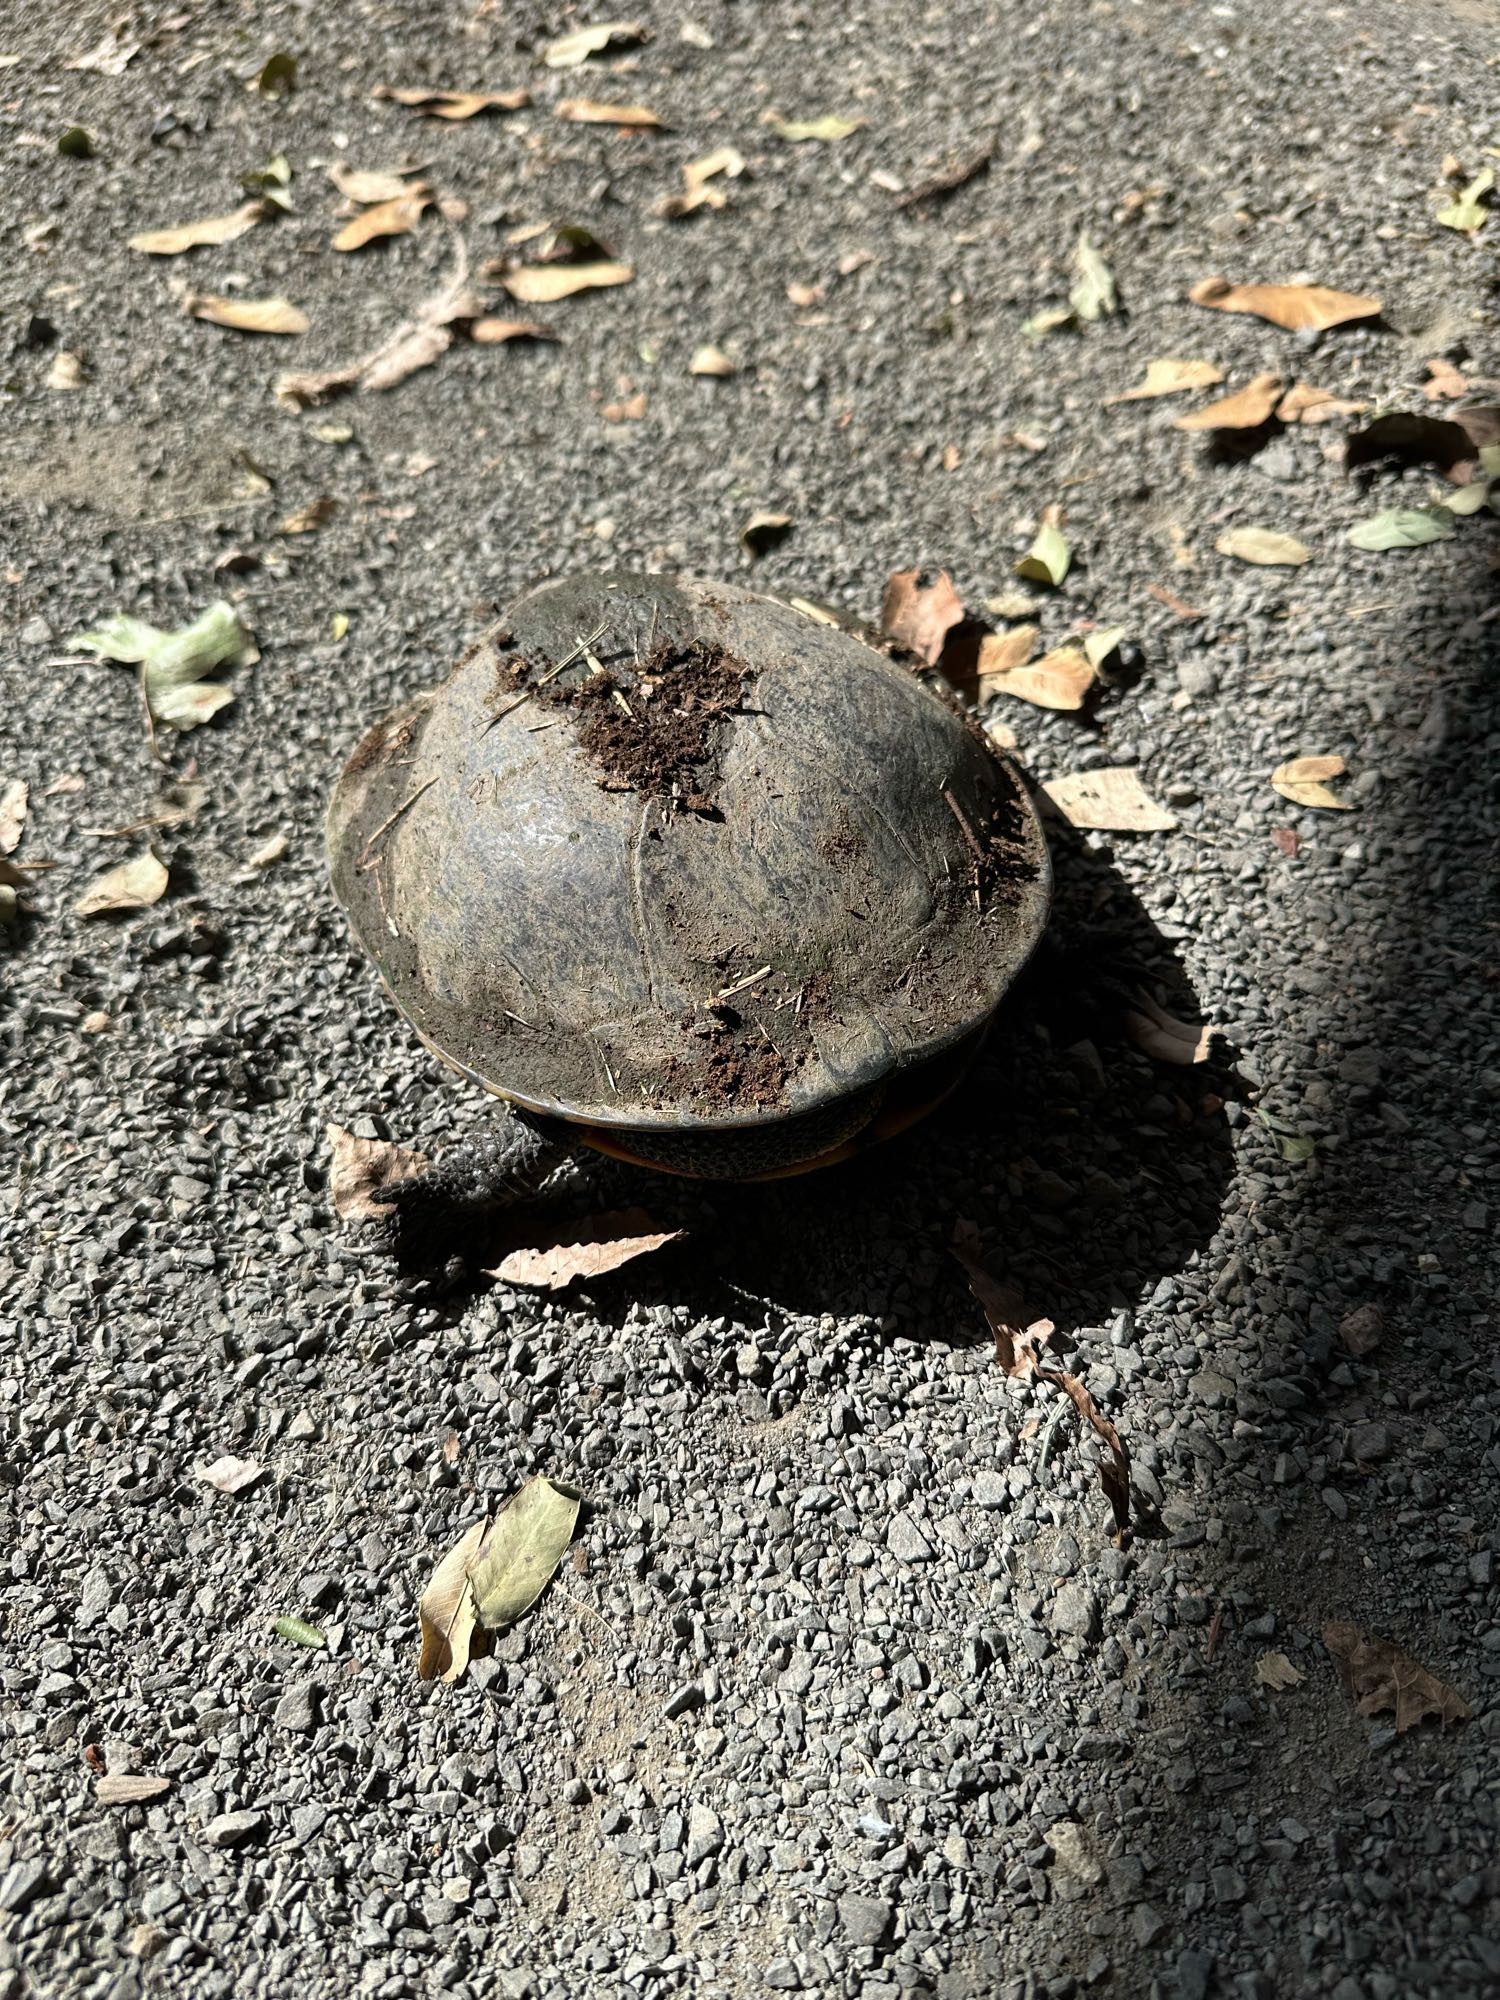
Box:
276;249;479;403
332;185;432;250
372;85;529;120
492;1210;683;1289
740;511;794;557
880;568;963;665
1016;516;1070;585
543;20;647;66
501;260;633;303
1435;166;1493;234
254;51;296;97
417;1518;487;1683
129;202;269;255
73;851;168;917
657;146;746;218
1270;755;1352;810
555;99;663;128
764;112;864;143
1255;1652;1304;1690
689;343;735;376
1068;232;1117;322
1215;528;1311;567
185;293;307;335
1175;372;1283;432
1189;276;1381;332
1346;506;1455;551
983;644;1094;711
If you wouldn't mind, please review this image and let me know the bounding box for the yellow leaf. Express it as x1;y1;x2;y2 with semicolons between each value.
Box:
689;344;735;376
1042;768;1177;832
185;293;307;335
128;201;268;254
501;260;633;302
1215;528;1311;567
1270;755;1353;810
467;1478;581;1630
764;112;864;142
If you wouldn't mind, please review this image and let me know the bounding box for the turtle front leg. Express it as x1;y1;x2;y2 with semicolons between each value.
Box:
369;1109;574;1255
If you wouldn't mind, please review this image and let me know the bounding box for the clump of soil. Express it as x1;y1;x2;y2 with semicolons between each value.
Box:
664;1011;791;1109
568;639;748;810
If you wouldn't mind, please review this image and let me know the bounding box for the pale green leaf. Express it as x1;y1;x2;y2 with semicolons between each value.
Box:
70;601;257;731
69;614;166;664
1083;626;1127;670
1346;506;1455;551
469;1476;581;1632
765;114;864;143
1016;519;1071;585
1068;232;1117;322
274;1616;326;1649
1436;167;1493;234
1021;305;1075;341
150;680;237;729
1442;478;1492;515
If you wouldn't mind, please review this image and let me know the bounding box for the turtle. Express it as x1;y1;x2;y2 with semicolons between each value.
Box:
327;571;1051;1236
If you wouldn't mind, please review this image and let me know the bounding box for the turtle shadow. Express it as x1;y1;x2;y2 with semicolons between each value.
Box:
411;820;1236;1345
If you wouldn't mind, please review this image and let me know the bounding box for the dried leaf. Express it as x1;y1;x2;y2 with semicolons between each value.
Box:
197;1454;264;1496
1275;382;1368;424
468;317;555;344
985;588;1040;620
657;145;747;217
151;682;235;730
254;51;296;97
74;851;168;918
1255;1652;1304;1690
1021;305;1075;341
96;1774;172;1804
601;390;647;422
1189;276;1381;332
983;644;1094;711
66;29;139;74
880;568;963;665
690;343;735;376
1069;232;1117;322
1043;768;1178;832
975;626;1038;682
740;511;794;557
1015;517;1071;585
373;85;529;120
501;260;633;302
0;780;26;855
952;1222;1132;1542
1106;358;1224;404
327;1122;430;1222
275;249;479;402
1083;626;1127;671
1270;755;1353;810
129;202;269;255
186;293;307;336
1324;1622;1472;1732
468;1476;581;1630
1422;357;1470;401
274;1616;327;1649
555;99;663;128
1346;506;1455;551
1123;989;1215;1064
543;20;647;66
1338;1304;1384;1356
333;184;432;251
329;163;418;204
764;113;865;143
417;1518;487;1683
1175;372;1283;432
1215;528;1311;567
492;1207;684;1289
1435;166;1493;234
279;497;337;535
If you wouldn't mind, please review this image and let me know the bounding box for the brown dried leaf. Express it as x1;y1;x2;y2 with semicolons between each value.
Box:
1175;372;1283;432
555;99;664;128
275;250;478;403
329;163;423;204
1275;381;1369;424
1270;755;1352;810
1338;1303;1384;1356
975;625;1037;680
197;1454;264;1496
1189;276;1381;332
880;567;963;666
417;1518;487;1684
1422;357;1470;401
1323;1622;1472;1732
279;497;337;535
1105;357;1224;404
1255;1651;1304;1690
983;643;1094;711
186;293;307;336
500;260;633;302
373;85;529;120
1123;989;1216;1064
333;184;432;251
602;390;648;422
327;1122;430;1222
952;1222;1132;1541
74;851;168;917
491;1208;683;1291
468;317;555;344
129;201;268;255
689;343;735;376
0;779;26;854
1042;768;1178;832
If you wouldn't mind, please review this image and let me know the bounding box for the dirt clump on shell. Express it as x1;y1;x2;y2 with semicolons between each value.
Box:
664;1010;792;1110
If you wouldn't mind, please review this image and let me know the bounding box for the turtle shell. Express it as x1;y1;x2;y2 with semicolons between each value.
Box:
327;572;1051;1133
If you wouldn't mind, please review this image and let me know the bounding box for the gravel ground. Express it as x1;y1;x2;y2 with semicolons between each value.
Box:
3;3;1498;1997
